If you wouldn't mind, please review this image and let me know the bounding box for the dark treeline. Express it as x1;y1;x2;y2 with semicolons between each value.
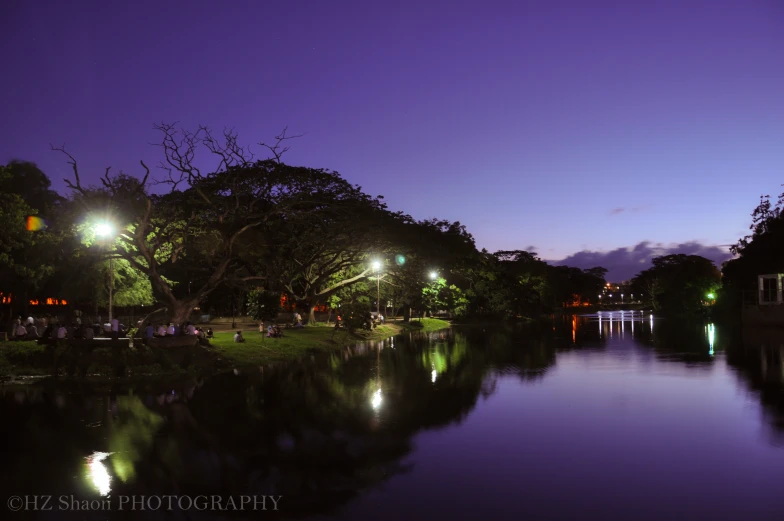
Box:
1;123;762;324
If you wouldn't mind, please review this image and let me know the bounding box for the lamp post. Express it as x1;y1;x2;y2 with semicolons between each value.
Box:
95;222;115;323
372;260;381;316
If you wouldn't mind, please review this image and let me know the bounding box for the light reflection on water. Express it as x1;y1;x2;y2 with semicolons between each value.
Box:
2;317;784;521
86;452;112;496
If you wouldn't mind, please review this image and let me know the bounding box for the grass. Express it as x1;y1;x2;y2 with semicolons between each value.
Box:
0;340;53;376
209;318;451;366
0;318;452;377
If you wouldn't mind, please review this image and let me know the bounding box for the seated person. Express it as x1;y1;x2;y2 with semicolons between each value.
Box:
234;330;245;343
273;325;283;337
144;324;154;339
267;325;274;337
25;322;40;339
14;322;28;340
72;325;83;340
83;325;95;340
205;327;214;339
156;324;167;337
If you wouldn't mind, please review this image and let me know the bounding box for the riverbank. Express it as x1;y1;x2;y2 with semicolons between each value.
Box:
0;318;452;379
210;318;450;366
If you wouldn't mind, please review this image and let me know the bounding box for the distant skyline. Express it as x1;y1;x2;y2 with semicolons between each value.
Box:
2;0;782;279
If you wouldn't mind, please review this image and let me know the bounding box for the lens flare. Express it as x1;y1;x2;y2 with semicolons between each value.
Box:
26;216;47;231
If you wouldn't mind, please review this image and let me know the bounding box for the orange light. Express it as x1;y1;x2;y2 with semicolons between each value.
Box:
46;298;53;305
29;299;39;306
61;299;67;305
26;215;47;231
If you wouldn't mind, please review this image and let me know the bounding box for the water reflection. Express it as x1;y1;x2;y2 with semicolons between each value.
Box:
1;319;783;520
86;452;111;496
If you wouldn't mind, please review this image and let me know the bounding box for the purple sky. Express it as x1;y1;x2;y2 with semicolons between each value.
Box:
3;1;783;280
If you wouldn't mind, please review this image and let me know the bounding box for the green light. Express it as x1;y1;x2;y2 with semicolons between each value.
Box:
395;254;406;266
707;293;715;299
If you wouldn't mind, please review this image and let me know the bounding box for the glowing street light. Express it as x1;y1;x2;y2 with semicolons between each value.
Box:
706;293;715;300
429;271;438;280
95;223;114;237
95;222;116;323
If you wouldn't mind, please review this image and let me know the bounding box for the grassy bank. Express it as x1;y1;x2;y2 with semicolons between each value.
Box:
210;318;451;366
0;318;451;378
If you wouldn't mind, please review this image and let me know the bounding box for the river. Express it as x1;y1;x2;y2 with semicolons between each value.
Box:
2;311;783;520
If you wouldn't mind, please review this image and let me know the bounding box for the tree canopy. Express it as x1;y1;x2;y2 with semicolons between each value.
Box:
0;124;619;326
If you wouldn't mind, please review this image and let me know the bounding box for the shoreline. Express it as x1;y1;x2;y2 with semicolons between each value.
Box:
0;318;452;383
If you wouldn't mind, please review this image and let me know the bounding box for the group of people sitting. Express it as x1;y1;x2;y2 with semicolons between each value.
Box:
11;315;127;341
142;321;213;340
266;324;284;338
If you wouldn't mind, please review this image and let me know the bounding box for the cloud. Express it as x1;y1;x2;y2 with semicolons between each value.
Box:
608;206;648;216
552;241;735;282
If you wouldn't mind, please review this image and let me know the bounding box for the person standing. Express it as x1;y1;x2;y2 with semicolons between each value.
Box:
111;318;119;339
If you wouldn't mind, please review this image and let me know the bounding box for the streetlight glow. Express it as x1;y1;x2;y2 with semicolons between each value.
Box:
372;260;381;271
95;223;114;237
429;271;438;280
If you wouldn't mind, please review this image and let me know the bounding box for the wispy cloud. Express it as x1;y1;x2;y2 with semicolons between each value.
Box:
608;205;649;216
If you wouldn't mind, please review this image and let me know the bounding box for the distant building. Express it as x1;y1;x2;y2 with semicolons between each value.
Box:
741;274;784;326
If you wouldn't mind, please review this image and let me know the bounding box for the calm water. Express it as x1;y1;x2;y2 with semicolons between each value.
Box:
2;312;784;520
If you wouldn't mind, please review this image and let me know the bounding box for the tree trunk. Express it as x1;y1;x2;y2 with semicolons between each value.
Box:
169;299;198;325
403;306;410;323
308;303;317;325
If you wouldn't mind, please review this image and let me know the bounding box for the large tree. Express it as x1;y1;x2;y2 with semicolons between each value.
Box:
54;125;380;324
0;163;66;320
257;186;394;323
630;254;720;314
722;193;784;310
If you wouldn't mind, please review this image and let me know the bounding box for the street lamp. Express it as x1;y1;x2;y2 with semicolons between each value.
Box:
372;260;381;316
429;271;438;280
96;222;115;323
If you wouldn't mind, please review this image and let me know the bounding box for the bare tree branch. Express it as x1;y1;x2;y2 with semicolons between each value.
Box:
50;143;89;194
259;126;304;163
